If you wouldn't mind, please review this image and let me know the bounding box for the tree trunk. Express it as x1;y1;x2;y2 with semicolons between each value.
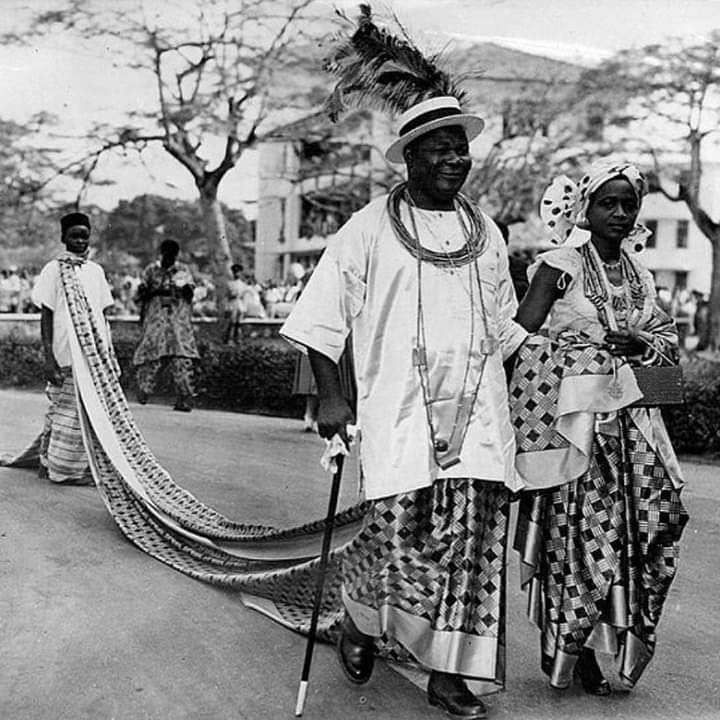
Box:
704;231;720;352
198;186;233;332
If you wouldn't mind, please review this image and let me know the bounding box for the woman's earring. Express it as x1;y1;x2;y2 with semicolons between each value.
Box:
575;211;590;229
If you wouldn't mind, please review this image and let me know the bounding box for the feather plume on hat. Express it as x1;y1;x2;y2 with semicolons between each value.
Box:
323;4;466;122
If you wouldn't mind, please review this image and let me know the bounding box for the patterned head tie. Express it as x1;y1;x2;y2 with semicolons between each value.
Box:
540;161;651;251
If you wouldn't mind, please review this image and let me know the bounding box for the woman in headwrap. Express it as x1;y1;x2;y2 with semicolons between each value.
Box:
510;161;689;695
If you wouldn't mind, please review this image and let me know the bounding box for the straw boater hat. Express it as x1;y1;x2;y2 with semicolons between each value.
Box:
385;96;485;164
324;4;484;163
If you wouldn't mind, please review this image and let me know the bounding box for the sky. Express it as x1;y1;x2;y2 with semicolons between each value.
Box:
2;0;720;216
342;0;720;58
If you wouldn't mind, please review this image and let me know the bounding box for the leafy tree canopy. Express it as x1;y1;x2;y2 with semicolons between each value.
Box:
98;194;253;270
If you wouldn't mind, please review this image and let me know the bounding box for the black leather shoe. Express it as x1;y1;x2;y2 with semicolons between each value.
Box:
427;672;488;719
575;649;611;696
336;617;375;685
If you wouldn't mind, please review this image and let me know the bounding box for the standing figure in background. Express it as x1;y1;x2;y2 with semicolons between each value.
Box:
0;270;11;312
692;290;709;350
291;267;319;432
655;285;672;314
262;280;282;319
241;275;267;319
33;212;115;484
18;269;33;313
225;263;248;343
5;266;21;312
133;239;199;412
511;162;688;695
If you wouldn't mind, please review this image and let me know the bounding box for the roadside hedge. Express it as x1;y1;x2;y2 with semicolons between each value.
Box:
0;337;304;418
1;336;719;454
663;356;720;455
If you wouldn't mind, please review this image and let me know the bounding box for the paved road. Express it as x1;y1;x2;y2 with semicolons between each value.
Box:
1;389;718;720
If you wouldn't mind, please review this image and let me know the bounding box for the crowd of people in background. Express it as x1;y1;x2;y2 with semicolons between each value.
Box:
0;262;304;322
0;266;38;313
0;259;712;351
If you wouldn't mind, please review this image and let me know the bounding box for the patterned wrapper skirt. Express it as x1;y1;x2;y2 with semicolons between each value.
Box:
514;413;689;689
41;370;91;483
342;478;510;692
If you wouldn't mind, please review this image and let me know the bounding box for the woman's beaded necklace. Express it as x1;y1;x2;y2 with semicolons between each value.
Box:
582;241;646;398
581;242;645;331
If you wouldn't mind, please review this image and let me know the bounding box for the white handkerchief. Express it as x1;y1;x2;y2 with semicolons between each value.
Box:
320;424;358;473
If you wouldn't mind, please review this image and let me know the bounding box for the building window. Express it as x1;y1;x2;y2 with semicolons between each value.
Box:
676;219;689;248
675;271;688;289
644;219;657;248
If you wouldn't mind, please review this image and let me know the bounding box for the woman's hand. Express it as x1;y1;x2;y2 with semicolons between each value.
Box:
604;330;645;357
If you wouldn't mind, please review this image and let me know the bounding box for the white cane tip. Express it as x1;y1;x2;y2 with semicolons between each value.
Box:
295;681;308;716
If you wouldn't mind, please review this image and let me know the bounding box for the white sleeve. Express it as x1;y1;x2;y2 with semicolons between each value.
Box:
281;213;369;363
487;220;528;359
30;261;60;311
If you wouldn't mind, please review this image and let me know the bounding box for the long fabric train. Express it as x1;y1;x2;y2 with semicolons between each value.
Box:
1;256;368;642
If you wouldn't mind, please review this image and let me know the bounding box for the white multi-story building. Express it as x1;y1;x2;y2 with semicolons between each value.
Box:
638;162;719;296
254;110;391;282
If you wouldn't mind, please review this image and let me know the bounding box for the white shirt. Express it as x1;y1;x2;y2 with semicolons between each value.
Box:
32;258;114;367
281;195;527;500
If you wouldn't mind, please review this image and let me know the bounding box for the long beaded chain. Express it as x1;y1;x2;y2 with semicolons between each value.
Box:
404;192;493;469
581;242;645;398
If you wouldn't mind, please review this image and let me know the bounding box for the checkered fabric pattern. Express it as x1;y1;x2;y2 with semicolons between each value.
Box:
515;412;688;679
343;479;509;677
510;333;614;454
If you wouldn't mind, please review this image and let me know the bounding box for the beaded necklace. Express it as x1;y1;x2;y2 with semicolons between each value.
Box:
395;186;494;470
580;242;645;331
387;182;488;267
581;241;647;398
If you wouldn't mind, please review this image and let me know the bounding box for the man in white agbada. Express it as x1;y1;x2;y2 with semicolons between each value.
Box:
281;95;526;719
32;212;114;484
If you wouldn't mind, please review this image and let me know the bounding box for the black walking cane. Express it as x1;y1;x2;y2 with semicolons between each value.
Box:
295;452;345;716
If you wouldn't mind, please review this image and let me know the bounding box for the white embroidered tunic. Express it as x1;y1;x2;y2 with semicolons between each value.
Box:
281;195;527;500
